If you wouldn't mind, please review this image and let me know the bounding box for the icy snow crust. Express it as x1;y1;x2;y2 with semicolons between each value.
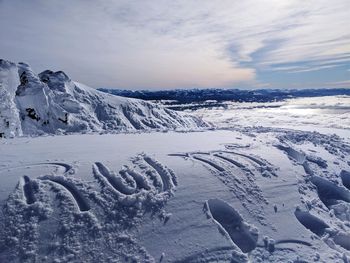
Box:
0;59;207;138
1;128;350;262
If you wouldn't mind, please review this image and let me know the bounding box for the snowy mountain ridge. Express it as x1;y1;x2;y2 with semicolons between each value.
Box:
0;59;208;138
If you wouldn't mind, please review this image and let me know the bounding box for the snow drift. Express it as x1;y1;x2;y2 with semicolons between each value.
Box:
0;59;207;138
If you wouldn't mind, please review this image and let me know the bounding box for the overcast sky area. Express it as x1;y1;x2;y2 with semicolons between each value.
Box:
1;0;349;90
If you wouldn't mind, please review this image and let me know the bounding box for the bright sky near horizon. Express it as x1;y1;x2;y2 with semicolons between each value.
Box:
1;0;349;90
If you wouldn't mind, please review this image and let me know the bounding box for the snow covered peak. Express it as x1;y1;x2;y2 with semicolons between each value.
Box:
39;70;72;93
0;60;208;138
16;62;48;96
0;59;16;69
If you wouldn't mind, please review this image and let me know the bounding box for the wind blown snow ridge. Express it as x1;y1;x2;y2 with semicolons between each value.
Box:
0;59;208;138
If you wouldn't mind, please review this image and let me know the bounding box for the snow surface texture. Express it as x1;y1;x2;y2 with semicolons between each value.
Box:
1;152;176;262
0;59;207;138
1;128;350;262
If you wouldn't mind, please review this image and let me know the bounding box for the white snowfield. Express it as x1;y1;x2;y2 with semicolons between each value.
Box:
191;95;350;133
1;60;350;263
0;59;208;138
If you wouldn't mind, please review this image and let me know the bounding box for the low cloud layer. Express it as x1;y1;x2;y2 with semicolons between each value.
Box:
1;0;349;89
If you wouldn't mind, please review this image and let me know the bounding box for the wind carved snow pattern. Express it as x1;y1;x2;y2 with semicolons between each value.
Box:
1;128;350;262
170;149;277;226
169;132;350;262
0;154;177;262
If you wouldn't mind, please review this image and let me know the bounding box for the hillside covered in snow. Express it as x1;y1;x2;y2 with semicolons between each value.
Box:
0;59;207;138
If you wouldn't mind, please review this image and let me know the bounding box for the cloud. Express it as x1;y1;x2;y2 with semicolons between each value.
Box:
0;0;349;89
325;80;350;88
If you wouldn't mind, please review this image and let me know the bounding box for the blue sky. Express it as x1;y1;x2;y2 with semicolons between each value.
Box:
0;0;349;90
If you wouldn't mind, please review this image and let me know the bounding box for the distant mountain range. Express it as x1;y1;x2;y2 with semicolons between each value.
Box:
99;87;350;105
0;59;207;138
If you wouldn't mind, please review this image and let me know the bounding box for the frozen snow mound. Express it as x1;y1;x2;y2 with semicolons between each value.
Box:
0;59;208;137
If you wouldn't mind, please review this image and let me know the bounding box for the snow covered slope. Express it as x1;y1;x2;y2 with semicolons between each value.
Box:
0;59;207;137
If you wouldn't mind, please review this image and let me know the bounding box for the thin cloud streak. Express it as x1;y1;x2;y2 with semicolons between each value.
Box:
0;0;349;89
